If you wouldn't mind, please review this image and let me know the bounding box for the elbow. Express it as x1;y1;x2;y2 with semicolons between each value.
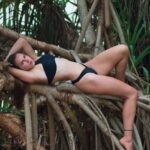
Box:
18;37;26;42
18;37;27;46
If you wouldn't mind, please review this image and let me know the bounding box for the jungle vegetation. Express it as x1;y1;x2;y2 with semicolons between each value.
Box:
0;0;150;150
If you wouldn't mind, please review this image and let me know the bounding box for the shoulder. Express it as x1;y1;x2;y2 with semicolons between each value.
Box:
35;54;55;62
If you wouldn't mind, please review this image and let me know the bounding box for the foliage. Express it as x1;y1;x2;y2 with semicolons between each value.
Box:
0;0;150;149
0;0;149;72
0;0;78;49
113;0;150;93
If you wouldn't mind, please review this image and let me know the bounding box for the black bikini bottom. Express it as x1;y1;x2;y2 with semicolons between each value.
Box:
71;65;97;84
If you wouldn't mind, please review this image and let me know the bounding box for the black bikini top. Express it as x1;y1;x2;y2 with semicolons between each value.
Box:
35;54;56;84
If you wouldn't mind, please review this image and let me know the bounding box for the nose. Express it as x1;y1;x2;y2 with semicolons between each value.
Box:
25;58;30;63
22;59;29;65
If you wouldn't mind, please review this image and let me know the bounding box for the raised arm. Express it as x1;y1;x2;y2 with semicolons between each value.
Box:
5;38;37;61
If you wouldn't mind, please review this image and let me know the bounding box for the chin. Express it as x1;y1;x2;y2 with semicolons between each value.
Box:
24;66;33;71
23;64;35;71
27;67;33;70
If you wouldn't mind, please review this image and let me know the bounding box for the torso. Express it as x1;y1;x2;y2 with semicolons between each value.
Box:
34;54;85;84
55;57;85;82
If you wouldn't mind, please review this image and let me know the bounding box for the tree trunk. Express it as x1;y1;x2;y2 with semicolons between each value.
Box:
77;0;96;46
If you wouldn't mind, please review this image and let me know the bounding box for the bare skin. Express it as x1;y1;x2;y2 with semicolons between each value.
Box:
78;45;137;150
5;38;138;150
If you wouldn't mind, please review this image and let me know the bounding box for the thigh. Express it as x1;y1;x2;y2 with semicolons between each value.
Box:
75;73;133;98
84;44;128;75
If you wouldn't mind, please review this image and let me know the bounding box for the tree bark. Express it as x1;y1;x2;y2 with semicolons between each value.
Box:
0;25;91;62
77;0;96;46
0;113;26;147
75;0;99;52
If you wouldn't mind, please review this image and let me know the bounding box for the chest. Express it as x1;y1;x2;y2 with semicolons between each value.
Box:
35;54;57;83
34;64;49;82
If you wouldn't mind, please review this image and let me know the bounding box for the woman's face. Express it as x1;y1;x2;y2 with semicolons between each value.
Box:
15;53;35;70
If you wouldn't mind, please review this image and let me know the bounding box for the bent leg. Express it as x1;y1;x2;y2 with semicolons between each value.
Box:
84;44;129;81
75;74;138;150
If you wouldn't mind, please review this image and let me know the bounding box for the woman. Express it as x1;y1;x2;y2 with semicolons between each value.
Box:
5;37;138;150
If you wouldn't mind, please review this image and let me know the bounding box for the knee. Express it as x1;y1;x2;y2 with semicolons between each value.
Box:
119;44;129;58
127;87;139;100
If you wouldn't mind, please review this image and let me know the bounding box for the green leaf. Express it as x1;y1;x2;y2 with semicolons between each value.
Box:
135;46;150;66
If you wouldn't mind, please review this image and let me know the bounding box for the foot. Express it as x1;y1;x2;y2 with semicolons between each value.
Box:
120;136;133;150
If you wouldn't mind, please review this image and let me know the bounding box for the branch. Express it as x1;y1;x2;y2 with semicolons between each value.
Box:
77;0;96;45
24;93;33;150
75;0;99;52
109;1;126;44
0;113;26;147
28;85;124;149
0;25;91;62
28;85;76;150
